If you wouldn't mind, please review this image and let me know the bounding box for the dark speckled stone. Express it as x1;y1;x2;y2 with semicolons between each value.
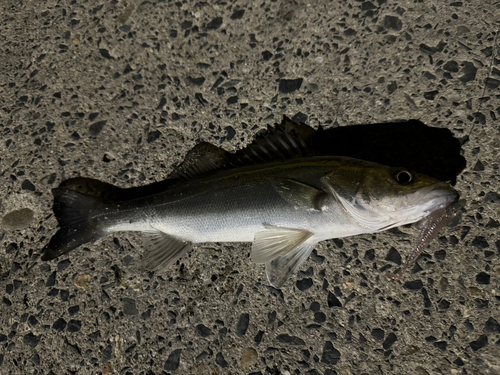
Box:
206;17;223;31
296;278;313;291
24;333;40;348
383;16;402;31
123;298;138;315
67;320;81;332
460;62;477;83
236;313;249;336
385;247;401;265
383;333;397;349
215;352;228;368
52;318;67;332
470;335;488;351
279;79;303;93
327;292;342;307
321;341;341;365
371;329;384;340
89;121;107;136
404;280;423;290
485;318;500;333
164;349;181;371
277;334;306;345
195;324;212;337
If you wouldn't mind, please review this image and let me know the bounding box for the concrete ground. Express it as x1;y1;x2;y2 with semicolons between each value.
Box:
1;0;500;374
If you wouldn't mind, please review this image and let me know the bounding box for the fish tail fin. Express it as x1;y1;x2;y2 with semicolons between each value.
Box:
41;188;111;261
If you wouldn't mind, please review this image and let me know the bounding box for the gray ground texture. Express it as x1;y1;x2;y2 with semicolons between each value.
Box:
1;0;500;374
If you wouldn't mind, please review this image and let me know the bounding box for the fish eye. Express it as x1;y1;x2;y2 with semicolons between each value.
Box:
394;170;413;185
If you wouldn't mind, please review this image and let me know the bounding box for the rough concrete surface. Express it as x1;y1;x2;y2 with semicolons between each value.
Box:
1;0;500;374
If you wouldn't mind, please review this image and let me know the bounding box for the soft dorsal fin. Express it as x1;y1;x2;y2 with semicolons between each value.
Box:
58;118;318;200
169;142;226;181
172;156;220;181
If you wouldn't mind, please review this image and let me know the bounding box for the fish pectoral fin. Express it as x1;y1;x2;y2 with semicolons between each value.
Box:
141;231;193;271
251;225;313;264
265;243;316;288
275;179;327;211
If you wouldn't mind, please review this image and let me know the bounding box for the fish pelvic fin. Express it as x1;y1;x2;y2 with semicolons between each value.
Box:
141;231;193;271
250;225;313;264
41;189;110;261
265;243;316;288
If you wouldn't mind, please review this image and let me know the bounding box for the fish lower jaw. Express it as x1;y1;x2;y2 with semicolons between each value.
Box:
423;196;458;215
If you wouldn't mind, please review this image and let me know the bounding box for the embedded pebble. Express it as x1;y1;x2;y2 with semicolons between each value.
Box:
240;347;258;368
2;208;34;230
74;274;92;290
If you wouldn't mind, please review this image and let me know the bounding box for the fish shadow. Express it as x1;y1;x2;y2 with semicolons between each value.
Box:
58;117;466;200
311;118;465;185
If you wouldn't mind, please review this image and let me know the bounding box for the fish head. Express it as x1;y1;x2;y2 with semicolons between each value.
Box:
323;160;459;231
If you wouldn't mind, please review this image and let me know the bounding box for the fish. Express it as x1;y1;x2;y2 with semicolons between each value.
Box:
41;119;461;288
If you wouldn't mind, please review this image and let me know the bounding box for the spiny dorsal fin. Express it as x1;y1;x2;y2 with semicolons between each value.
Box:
59;118;317;199
229;117;316;167
229;126;313;165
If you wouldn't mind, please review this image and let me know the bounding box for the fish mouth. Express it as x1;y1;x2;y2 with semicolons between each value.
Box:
380;183;459;232
417;182;459;214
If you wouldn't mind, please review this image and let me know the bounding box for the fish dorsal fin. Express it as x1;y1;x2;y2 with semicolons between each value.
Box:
265;243;316;288
172;156;220;181
229;117;316;167
251;225;313;264
170;117;315;181
275;179;328;211
167;116;316;182
141;231;193;271
169;142;225;181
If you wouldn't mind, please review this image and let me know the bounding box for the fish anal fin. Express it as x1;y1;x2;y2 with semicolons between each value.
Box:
251;225;313;264
142;231;193;271
265;243;316;288
276;179;328;211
